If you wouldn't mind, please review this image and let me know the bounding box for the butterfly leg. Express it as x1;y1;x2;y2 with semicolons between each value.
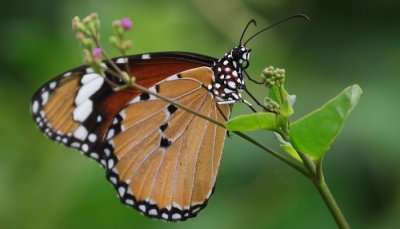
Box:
243;86;274;112
216;103;232;137
242;99;257;113
244;70;265;84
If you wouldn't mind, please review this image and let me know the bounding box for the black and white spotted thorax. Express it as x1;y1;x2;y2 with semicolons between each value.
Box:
208;46;251;104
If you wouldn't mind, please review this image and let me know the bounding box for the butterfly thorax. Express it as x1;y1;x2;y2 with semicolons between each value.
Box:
209;46;251;104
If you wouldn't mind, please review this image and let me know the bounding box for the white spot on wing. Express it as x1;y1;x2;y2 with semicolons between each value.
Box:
116;57;128;64
81;73;101;84
192;207;201;213
162;213;169;219
49;82;57;89
141;54;151;59
110;176;117;184
90;153;99;159
125;199;134;206
75;77;104;105
73;125;88;140
104;148;111;156
139;205;146;212
106;129;115;140
71;142;80;148
118;186;126;197
165;74;179;81
63;72;72;77
172;213;182;220
81;144;89;152
88;133;97;142
73;100;93;122
107;159;114;169
32;101;39;114
128;96;140;104
41;91;49;105
148;209;158;216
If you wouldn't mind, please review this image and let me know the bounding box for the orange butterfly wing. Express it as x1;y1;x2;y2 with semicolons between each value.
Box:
31;52;215;162
102;67;230;221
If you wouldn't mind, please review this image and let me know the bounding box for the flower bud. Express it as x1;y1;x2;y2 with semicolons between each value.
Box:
262;66;286;87
120;18;133;31
264;97;280;113
92;47;103;60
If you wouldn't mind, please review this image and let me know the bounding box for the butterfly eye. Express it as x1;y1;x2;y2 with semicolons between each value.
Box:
231;49;241;60
242;60;249;69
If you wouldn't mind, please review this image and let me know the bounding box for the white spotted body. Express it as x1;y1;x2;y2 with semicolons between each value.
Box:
209;46;251;104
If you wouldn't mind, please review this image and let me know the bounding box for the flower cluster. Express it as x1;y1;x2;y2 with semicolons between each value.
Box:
261;66;294;121
72;13;104;73
262;66;286;87
71;13;134;89
263;97;280;113
110;18;133;55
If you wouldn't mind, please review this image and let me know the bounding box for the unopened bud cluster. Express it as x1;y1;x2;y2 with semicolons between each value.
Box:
264;97;280;113
72;13;136;89
262;66;286;86
72;13;103;67
110;18;133;54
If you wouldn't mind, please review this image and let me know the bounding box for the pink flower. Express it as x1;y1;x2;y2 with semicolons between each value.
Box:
120;18;133;31
92;47;103;59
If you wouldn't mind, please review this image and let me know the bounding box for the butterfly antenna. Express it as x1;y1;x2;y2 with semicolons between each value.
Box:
244;14;310;45
239;19;257;45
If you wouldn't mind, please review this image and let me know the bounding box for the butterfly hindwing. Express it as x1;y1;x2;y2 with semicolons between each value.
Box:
102;67;230;221
31;52;215;163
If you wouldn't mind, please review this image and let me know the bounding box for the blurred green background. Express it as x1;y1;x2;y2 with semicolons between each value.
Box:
1;0;399;228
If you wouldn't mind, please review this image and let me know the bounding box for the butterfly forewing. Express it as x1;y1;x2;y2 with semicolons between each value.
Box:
31;52;215;162
103;67;230;221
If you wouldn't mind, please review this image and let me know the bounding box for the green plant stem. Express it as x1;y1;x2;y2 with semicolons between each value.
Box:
314;160;350;229
297;151;350;229
281;130;350;228
234;131;309;177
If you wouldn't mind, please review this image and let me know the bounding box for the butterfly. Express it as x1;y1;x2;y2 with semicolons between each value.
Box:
31;15;306;221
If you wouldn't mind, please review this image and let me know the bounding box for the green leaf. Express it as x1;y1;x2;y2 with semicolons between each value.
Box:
275;133;301;161
289;84;363;159
226;112;278;132
280;86;294;117
281;144;301;161
267;85;294;117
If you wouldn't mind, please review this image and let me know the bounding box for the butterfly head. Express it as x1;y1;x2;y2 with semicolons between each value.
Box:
209;46;250;104
208;15;309;104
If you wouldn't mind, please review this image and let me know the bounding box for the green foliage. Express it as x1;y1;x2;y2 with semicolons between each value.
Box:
268;85;294;117
289;85;363;159
275;133;301;161
226;112;278;132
